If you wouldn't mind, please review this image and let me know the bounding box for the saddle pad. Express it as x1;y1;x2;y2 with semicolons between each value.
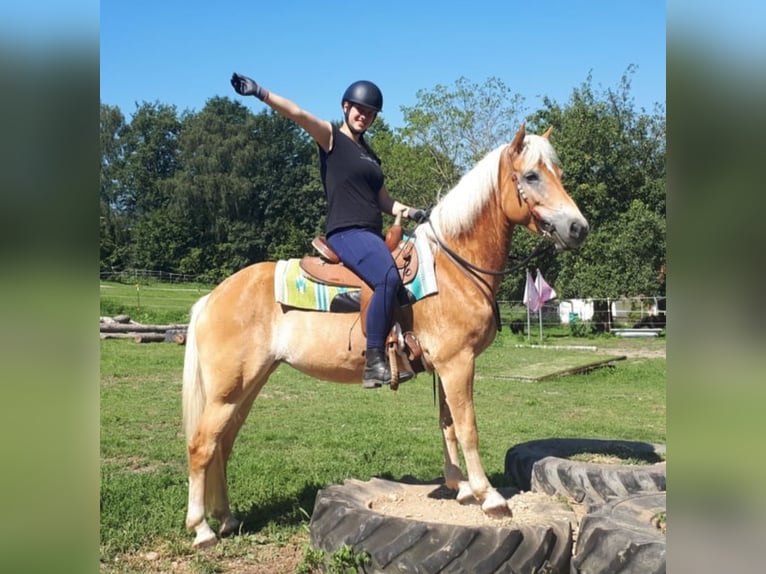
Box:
274;259;355;311
275;232;438;311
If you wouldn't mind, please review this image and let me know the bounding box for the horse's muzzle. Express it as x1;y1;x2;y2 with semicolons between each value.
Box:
569;219;589;244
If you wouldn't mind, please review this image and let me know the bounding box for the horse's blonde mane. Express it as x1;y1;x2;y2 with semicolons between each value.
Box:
425;134;560;239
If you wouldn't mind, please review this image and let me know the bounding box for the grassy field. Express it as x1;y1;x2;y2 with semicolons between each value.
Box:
99;282;665;573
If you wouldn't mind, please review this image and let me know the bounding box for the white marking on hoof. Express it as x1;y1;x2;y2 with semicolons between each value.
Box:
192;523;218;549
482;491;512;518
456;481;478;505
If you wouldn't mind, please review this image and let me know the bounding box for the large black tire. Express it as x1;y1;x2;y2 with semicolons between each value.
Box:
309;477;574;573
571;493;666;573
504;439;665;505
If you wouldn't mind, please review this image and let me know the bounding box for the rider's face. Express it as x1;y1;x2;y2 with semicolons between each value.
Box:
345;102;377;130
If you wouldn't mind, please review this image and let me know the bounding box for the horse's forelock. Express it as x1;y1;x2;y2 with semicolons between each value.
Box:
521;134;560;173
428;135;560;239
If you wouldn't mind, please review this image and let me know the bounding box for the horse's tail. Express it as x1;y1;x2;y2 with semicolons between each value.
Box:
182;294;210;446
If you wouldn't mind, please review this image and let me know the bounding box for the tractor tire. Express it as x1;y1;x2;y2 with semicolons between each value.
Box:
504;439;665;505
309;477;575;573
571;492;666;573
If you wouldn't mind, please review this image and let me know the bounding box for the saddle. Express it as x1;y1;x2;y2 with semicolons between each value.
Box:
300;227;419;288
299;214;430;386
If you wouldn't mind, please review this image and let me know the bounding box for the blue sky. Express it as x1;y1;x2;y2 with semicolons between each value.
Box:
99;1;666;128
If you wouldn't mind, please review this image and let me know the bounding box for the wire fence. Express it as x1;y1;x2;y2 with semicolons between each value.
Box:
99;269;205;285
99;269;665;330
498;297;666;335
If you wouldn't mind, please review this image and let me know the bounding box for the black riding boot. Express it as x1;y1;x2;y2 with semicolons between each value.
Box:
363;348;414;388
363;348;390;388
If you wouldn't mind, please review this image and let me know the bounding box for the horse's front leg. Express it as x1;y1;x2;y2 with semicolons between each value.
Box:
440;359;511;517
438;378;473;504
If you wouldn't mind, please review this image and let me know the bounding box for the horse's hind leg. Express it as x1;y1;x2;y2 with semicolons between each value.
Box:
204;428;239;538
211;383;269;538
186;400;239;548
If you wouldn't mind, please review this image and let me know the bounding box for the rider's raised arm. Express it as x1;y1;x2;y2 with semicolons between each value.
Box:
262;91;333;152
231;72;333;152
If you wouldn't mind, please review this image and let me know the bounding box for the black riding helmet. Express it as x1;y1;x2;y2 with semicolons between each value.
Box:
341;80;383;113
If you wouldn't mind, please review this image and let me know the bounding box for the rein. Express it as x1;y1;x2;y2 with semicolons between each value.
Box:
424;171;555;332
426;218;553;332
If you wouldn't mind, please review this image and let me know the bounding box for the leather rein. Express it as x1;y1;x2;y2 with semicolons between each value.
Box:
425;173;555;331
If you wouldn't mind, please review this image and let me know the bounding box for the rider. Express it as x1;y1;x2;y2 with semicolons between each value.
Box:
231;72;426;388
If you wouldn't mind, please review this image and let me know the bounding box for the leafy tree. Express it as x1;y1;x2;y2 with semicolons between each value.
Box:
100;103;126;206
367;120;445;218
168;98;323;280
100;103;129;270
97;71;664;306
561;199;665;298
396;77;538;301
399;76;526;193
118;102;182;218
521;67;666;305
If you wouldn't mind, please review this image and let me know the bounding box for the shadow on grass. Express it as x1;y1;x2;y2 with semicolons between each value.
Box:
233;481;325;534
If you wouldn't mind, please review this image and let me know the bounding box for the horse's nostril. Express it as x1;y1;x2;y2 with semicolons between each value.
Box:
570;220;589;241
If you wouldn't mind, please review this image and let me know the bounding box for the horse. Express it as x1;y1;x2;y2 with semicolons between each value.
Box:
182;123;589;548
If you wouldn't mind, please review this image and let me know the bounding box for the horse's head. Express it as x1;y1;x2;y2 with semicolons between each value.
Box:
501;124;588;250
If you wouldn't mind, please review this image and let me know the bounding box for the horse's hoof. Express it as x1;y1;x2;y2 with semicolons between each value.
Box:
482;491;512;518
192;523;219;549
192;534;218;550
456;481;476;505
219;516;241;537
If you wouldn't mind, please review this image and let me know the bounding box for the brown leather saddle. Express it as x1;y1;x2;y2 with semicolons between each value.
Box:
300;233;419;288
298;216;429;384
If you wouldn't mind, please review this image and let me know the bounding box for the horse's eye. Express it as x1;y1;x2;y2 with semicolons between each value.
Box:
524;172;539;183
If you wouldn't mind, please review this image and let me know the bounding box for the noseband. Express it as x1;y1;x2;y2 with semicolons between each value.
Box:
426;195;553;332
511;172;556;237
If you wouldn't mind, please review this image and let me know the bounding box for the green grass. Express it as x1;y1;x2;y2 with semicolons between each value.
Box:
100;337;664;566
99;283;666;570
99;280;214;324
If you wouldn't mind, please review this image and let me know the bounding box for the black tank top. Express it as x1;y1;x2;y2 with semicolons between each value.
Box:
319;125;384;235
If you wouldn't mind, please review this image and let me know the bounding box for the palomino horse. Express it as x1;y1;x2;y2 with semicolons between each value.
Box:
183;124;588;548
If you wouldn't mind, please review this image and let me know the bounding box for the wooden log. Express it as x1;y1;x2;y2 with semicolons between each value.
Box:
164;329;188;343
134;333;167;343
99;323;187;333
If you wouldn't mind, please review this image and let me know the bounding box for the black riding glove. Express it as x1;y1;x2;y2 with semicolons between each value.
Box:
407;208;428;223
230;73;269;101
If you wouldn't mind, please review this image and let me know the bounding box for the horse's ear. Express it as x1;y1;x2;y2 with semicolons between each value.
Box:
510;123;526;153
542;126;553;139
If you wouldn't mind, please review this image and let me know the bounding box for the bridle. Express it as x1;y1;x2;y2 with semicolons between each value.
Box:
425;168;555;331
511;171;558;238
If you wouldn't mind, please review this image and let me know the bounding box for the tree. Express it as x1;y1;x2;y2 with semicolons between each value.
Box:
396;76;539;302
110;102;183;272
561;200;665;296
524;67;666;305
367;120;446;218
167;98;323;280
399;76;526;194
100;103;129;270
97;71;665;301
118;102;182;217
